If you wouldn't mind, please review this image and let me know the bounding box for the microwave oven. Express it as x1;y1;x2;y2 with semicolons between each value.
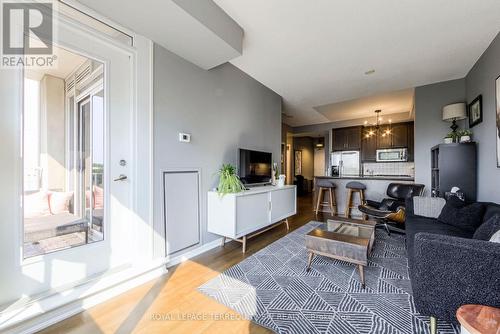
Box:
376;148;408;162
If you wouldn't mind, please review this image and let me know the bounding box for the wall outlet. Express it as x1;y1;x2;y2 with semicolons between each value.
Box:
179;133;191;143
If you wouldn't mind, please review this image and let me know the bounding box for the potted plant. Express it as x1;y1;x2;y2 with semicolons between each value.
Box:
443;132;455;144
459;129;472;143
216;164;246;196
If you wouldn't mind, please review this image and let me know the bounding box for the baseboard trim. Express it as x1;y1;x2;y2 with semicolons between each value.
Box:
166;237;224;268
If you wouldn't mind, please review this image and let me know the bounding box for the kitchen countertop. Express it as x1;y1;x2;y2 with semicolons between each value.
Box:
315;175;415;181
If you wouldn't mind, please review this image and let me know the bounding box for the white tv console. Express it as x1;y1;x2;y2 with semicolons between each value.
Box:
207;185;297;253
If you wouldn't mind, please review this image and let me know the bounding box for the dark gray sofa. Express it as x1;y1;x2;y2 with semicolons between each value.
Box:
405;201;500;326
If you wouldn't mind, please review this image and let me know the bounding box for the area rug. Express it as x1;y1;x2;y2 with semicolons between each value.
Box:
198;221;459;334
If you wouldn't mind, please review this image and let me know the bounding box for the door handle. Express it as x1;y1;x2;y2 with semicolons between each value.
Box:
114;174;127;181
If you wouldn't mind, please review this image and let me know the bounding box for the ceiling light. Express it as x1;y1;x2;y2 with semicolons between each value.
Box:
364;109;393;139
364;69;375;75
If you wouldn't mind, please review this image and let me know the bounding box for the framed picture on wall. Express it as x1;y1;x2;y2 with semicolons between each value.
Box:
468;94;483;128
294;150;302;175
496;75;500;167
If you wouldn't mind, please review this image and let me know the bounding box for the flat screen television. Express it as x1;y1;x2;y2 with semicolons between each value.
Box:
238;149;272;185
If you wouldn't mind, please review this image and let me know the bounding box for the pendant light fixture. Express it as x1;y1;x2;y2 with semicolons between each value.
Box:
365;110;392;138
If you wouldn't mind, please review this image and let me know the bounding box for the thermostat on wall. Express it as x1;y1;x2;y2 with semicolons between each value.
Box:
179;133;191;142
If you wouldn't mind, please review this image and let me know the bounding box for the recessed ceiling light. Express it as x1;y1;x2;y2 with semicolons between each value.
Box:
364;69;375;75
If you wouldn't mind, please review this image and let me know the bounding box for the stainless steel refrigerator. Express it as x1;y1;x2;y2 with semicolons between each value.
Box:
330;151;360;177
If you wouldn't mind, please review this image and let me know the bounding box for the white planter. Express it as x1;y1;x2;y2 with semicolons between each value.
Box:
444;138;453;144
460;135;471;143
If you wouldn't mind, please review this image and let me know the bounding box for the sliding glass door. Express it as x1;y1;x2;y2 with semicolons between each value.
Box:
77;88;104;236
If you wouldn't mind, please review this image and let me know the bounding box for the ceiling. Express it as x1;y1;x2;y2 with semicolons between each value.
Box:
214;0;500;126
315;88;414;123
26;44;87;80
75;0;243;69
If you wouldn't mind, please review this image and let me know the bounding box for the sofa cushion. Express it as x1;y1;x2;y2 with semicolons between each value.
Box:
406;215;474;266
24;191;51;218
473;214;500;241
412;196;446;218
437;196;485;233
49;191;74;215
483;202;500;223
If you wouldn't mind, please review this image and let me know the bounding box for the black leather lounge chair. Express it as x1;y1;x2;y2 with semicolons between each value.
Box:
358;182;425;234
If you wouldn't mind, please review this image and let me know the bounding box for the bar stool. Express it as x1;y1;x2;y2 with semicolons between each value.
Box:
315;179;337;216
345;181;366;218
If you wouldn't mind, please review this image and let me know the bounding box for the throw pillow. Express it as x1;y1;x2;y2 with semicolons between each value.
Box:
49;191;74;215
94;186;104;209
24;191;51;218
490;230;500;243
473;214;500;241
438;196;486;233
413;196;446;218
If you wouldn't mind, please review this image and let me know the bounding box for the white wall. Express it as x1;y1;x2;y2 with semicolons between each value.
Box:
40;75;66;191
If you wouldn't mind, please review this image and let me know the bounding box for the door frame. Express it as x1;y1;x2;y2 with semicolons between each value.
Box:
17;11;137;265
0;5;155;333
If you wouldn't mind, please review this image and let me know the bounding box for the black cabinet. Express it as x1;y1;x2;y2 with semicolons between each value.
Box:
332;126;361;151
431;143;477;202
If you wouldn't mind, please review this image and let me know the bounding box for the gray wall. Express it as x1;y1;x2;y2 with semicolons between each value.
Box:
465;32;500;202
414;79;466;195
153;44;282;256
293;137;314;180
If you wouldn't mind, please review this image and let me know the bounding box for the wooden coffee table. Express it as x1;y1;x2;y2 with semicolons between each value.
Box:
305;218;376;288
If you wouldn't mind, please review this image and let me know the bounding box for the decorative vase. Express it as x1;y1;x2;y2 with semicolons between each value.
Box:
444;137;453;144
460;135;471;143
277;174;286;187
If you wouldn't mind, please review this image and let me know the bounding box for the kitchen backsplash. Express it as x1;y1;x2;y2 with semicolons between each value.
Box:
363;162;415;177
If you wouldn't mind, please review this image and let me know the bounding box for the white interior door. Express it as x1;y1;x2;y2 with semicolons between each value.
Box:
57;20;135;271
0;17;136;301
314;148;325;176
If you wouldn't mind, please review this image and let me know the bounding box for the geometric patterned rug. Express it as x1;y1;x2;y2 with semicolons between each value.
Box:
198;221;459;334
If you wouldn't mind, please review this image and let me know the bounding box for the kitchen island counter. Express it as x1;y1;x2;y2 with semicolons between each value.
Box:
316;175;415;181
313;176;417;216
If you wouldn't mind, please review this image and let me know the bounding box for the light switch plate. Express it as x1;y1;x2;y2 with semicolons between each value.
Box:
179;133;191;142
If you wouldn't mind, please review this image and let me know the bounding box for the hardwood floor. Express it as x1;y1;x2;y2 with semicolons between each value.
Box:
39;194;335;334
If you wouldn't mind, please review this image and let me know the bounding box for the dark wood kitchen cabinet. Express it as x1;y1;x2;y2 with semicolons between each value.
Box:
407;122;414;162
376;131;392;149
332;128;347;151
360;121;414;162
361;133;377;161
332;126;361;151
391;123;409;148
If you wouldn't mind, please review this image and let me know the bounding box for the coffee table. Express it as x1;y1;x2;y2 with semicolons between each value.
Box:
305;218;376;288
